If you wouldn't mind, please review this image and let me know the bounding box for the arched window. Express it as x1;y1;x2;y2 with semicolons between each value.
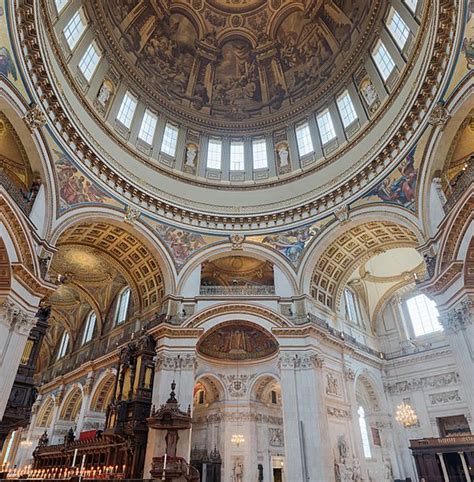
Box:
344;288;361;325
82;311;96;345
115;287;131;325
406;293;442;336
57;331;69;360
358;406;372;458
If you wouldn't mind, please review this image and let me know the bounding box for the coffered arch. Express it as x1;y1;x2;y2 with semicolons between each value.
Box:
90;371;116;413
309;221;419;311
52;221;167;312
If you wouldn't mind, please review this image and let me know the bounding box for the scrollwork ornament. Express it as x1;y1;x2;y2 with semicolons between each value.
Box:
23;105;46;130
428;102;450;126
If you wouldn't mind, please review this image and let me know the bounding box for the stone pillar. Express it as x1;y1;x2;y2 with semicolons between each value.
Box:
143;351;197;476
439;297;474;431
279;350;333;482
75;372;95;434
437;452;449;482
0;300;37;420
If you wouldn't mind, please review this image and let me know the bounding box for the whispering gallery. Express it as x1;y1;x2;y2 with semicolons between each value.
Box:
0;0;473;480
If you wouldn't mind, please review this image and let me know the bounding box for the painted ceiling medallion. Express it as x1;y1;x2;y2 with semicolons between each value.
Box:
206;0;266;14
197;321;278;360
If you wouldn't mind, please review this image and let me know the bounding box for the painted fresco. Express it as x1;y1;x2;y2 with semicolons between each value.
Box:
0;2;29;97
364;149;418;210
154;224;220;267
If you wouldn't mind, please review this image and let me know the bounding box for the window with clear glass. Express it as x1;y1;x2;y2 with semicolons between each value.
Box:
161;123;179;156
116;91;137;129
387;8;410;49
230;142;245;171
344;288;361;324
317;109;337;145
295;123;314;157
78;42;101;81
55;0;69;13
207;139;222;169
82;311;96;345
138;109;158;145
57;332;69;360
63;9;86;49
406;294;442;337
252;139;268;169
2;431;16;464
404;0;418;13
115;287;131;325
358;407;372;458
337;91;358;128
372;41;396;81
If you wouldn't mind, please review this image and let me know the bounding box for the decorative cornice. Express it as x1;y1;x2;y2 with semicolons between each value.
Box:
384;371;460;395
0;298;36;335
155;352;198;371
278;351;324;370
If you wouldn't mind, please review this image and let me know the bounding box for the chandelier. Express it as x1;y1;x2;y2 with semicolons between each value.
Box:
231;433;245;447
395;401;418;427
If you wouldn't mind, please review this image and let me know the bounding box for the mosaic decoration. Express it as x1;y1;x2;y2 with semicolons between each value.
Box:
364;148;418;210
197;321;278;361
154;224;218;266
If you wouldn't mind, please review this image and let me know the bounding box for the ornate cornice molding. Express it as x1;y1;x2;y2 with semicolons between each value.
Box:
13;0;458;231
278;351;324;370
384;371;460;395
155;352;198;371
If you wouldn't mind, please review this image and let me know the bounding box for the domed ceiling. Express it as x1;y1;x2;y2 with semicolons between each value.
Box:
92;0;377;128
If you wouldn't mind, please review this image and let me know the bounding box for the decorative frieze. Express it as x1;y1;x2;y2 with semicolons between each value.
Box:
429;390;462;405
217;374;256;398
269;428;284;447
278;352;324;370
155;353;197;371
199;412;283;425
327;406;351;419
384;372;460;394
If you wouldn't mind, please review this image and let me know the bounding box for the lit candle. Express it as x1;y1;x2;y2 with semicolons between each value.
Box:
72;448;78;467
162;453;167;481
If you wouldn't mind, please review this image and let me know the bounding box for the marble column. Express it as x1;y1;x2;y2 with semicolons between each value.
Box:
0;300;37;420
143;351;197;476
279;350;333;482
439;297;474;431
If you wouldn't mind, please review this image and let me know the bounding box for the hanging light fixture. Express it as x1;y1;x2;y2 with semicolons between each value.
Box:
231;433;245;447
395;400;418;427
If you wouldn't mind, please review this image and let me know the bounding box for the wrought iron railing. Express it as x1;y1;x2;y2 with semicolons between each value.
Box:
443;160;473;213
0;170;34;215
199;285;276;296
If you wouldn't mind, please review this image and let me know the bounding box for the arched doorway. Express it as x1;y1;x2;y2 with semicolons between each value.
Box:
191;321;283;481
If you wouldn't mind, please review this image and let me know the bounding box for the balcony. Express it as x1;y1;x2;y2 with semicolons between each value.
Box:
443;160;473;213
199;285;276;296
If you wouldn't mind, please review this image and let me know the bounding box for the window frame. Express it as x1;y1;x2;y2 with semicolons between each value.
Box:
405;293;442;337
57;331;70;360
78;42;101;82
252;138;268;170
230;141;245;171
295;122;314;157
160;123;179;157
336;90;358;129
372;40;396;81
116;91;138;130
63;9;87;50
138;109;158;146
207;138;222;170
316;109;337;145
82;311;96;345
386;7;411;50
358;406;372;459
115;287;131;326
55;0;69;14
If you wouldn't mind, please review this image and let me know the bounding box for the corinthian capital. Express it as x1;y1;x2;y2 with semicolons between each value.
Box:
0;299;36;334
440;298;473;334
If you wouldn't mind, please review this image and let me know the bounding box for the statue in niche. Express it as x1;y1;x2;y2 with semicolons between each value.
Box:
165;429;179;457
276;143;289;167
233;460;243;482
97;80;114;106
359;78;380;113
384;459;393;481
335;434;353;482
185;143;198;167
38;430;49;447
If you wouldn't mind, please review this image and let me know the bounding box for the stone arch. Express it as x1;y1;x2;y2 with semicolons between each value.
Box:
249;373;281;404
194;374;226;404
59;385;83;422
90;371;117;413
354;370;383;414
50;207;176;294
177;241;298;297
307;220;419;311
0;237;11;293
36;396;55;428
465;237;474;287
